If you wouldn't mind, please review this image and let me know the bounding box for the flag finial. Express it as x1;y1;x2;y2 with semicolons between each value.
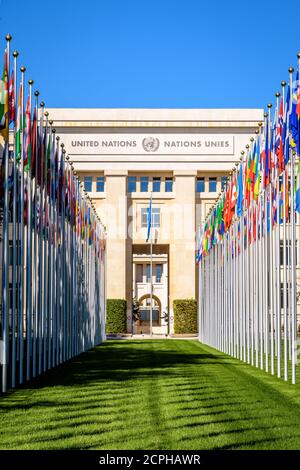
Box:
12;50;19;58
275;91;280;97
34;90;39;96
28;79;34;85
20;66;26;72
288;67;294;74
267;103;272;108
5;34;12;41
281;80;286;87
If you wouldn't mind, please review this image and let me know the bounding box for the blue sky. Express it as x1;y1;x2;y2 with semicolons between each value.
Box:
1;0;300;109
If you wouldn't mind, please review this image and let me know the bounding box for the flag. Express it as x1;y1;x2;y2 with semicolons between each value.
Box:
236;162;243;217
275;97;284;171
15;83;23;161
8;70;14;124
31;107;37;177
24;95;31;172
0;49;9;141
290;70;300;155
146;193;152;242
296;158;300;213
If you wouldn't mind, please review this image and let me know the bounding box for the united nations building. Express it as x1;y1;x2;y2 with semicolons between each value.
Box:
48;108;264;334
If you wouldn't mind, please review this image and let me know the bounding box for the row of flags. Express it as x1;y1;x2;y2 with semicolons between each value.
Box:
0;48;106;257
196;56;300;263
198;57;299;385
0;35;107;393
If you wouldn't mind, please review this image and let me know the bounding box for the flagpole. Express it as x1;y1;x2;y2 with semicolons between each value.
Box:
1;33;11;393
38;101;44;375
32;89;39;377
26;78;33;381
19;64;25;384
11;49;18;388
150;193;153;337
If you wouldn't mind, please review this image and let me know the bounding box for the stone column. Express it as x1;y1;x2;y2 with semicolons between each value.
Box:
104;170;128;304
169;170;196;332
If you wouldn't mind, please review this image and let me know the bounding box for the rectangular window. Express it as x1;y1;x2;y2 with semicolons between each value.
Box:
128;176;136;193
165;177;173;192
84;176;92;192
141;207;161;228
140;176;149;192
9;241;21;265
146;264;151;283
221;176;227;190
141;208;148;227
196;177;205;193
136;264;143;283
209;177;217;192
153;177;161;192
280;240;297;266
140;309;159;322
96;176;105;192
156;264;163;283
152;208;160;227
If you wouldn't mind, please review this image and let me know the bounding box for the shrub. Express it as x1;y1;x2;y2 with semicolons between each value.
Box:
173;299;198;334
106;299;127;334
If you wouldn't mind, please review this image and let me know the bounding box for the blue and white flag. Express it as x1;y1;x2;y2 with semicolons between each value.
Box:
146;193;152;242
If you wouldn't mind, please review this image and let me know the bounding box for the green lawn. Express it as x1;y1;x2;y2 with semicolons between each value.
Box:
0;339;300;450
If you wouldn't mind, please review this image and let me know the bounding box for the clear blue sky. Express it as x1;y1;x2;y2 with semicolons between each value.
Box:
1;0;300;109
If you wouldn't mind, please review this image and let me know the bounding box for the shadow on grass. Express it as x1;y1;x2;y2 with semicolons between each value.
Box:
1;340;300;450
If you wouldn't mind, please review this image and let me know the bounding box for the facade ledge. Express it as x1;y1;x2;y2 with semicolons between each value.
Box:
129;192;175;200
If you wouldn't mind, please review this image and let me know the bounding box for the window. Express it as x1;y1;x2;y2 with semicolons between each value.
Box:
152;208;160;227
96;176;105;192
221;176;227;190
84;176;92;192
280;282;290;308
196;177;205;193
153;177;161;192
9;241;21;265
136;264;143;283
156;264;163;283
141;207;161;228
140;176;149;192
128;176;136;193
140;309;159;322
165;177;173;192
209;177;217;192
280;240;297;266
146;264;151;283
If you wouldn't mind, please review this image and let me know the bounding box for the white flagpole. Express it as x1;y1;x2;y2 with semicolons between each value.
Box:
1;34;11;393
149;193;153;337
19;64;25;384
25;78;33;381
32;89;39;377
11;48;18;388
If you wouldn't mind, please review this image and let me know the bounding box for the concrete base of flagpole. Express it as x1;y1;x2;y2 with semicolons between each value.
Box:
2;365;7;393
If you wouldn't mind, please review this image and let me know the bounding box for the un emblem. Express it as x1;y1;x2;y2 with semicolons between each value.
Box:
142;137;160;152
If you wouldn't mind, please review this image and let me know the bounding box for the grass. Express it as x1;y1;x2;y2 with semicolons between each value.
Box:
0;339;300;450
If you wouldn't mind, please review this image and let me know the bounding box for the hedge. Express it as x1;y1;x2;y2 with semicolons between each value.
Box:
173;299;198;334
106;299;127;334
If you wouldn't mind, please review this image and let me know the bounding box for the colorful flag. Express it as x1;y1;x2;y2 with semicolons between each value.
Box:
296;158;300;213
0;49;9;141
8;70;15;124
15;83;23;161
236;162;243;217
24;95;31;172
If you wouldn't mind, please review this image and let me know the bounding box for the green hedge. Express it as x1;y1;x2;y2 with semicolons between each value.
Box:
173;299;198;334
106;299;127;334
